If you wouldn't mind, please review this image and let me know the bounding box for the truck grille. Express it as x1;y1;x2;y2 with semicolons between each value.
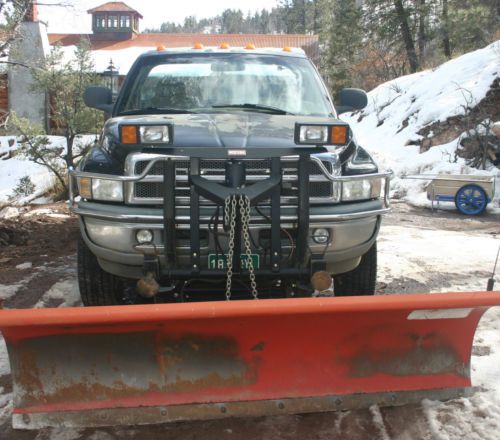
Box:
126;156;340;205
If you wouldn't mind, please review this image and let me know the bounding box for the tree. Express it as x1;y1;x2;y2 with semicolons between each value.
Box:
393;0;419;72
30;39;102;170
7;38;103;195
8;112;68;192
441;0;451;58
0;0;32;59
221;9;245;33
447;0;499;55
322;0;363;93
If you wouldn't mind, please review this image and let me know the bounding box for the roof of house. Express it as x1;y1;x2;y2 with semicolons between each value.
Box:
87;2;143;18
48;33;319;52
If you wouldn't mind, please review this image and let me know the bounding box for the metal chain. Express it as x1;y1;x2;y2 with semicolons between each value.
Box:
223;194;258;300
239;195;258;299
224;196;237;300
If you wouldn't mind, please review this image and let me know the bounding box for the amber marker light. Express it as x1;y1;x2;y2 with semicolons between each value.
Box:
220;42;230;49
121;125;138;144
156;44;166;51
331;125;348;145
282;46;292;52
78;177;92;199
245;43;256;50
193;42;204;49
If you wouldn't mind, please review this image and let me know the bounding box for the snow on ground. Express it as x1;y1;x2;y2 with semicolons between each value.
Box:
378;224;499;292
34;279;81;308
0;135;96;205
343;41;500;213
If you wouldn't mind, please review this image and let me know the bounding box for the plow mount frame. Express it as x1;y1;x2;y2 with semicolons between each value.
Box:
0;291;499;429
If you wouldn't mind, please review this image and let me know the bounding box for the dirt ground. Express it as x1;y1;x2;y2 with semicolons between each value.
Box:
0;201;499;440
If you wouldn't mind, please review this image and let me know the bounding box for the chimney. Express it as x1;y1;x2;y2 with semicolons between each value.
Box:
24;0;38;22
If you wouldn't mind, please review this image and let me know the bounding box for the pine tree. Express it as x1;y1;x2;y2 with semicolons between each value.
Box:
322;0;363;93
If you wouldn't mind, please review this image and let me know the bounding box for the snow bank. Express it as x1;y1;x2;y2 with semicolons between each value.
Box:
343;41;500;212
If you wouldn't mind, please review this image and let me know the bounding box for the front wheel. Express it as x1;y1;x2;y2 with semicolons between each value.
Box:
77;237;125;306
333;243;377;296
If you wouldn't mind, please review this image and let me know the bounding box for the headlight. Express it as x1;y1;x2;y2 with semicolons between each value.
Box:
295;123;349;146
77;177;123;201
299;125;328;144
342;178;381;201
120;124;172;145
92;179;124;201
140;125;170;144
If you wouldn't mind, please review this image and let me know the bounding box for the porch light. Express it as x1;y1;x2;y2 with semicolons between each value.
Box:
103;58;119;99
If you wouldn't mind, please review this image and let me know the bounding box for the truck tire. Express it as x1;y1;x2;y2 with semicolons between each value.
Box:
333;243;377;296
78;237;124;306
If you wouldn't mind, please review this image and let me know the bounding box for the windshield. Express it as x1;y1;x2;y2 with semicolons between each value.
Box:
117;53;333;117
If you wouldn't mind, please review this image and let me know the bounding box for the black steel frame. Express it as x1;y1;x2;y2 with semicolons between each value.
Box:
161;147;326;281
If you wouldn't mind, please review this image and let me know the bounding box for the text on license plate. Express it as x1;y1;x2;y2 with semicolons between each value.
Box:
208;254;260;270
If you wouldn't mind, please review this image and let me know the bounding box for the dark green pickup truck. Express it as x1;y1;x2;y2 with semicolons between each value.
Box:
70;46;391;305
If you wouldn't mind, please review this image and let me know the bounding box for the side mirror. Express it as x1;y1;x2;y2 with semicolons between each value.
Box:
336;88;368;114
84;86;113;113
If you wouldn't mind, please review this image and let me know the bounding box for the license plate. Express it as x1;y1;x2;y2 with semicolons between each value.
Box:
208;254;260;270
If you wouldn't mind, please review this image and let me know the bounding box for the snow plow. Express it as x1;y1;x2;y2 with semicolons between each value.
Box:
0;291;499;429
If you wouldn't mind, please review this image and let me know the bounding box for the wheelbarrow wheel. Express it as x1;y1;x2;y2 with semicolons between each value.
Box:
334;242;377;296
455;184;487;215
78;237;125;306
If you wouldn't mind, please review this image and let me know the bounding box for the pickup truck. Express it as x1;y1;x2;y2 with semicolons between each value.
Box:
71;46;391;305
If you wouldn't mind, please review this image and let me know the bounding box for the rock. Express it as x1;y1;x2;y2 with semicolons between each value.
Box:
0;206;20;219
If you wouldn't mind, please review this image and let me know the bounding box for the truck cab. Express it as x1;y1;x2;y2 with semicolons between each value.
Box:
72;46;391;305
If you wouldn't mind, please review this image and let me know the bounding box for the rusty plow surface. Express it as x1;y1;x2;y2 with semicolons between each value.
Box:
0;291;499;429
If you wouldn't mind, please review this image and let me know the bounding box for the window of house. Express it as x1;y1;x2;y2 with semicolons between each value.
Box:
108;15;118;28
96;15;106;28
120;15;130;28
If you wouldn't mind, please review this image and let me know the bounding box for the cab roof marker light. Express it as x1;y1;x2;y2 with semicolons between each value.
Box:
156;44;166;51
245;43;256;50
282;46;292;52
220;43;230;49
193;42;204;49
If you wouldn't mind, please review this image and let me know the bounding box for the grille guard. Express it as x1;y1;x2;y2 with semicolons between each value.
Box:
69;148;392;280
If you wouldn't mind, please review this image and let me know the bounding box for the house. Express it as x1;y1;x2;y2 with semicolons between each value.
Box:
7;1;320;128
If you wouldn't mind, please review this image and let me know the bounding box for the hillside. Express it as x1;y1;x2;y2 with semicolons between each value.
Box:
343;41;500;212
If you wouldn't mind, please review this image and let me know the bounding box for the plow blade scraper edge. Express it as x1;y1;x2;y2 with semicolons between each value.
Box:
0;291;499;429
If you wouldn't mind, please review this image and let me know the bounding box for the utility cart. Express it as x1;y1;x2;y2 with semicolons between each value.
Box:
403;174;495;215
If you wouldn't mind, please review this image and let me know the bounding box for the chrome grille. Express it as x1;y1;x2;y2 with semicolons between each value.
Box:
126;154;340;205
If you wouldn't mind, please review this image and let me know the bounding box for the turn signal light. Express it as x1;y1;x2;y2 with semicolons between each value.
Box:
78;177;92;199
331;125;348;145
121;125;138;144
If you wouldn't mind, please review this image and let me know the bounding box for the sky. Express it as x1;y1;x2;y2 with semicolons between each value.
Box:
38;0;278;34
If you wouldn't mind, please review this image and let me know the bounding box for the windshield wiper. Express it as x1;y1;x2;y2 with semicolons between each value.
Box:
119;107;194;115
211;103;293;115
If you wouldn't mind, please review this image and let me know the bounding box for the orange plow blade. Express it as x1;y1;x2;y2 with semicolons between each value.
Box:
1;291;499;429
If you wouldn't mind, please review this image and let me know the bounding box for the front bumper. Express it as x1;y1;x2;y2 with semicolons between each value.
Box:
76;201;383;279
70;154;391;281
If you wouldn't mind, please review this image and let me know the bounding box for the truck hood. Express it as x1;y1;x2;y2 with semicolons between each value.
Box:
111;112;339;149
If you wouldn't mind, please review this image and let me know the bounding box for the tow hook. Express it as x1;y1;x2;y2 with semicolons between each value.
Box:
311;271;334;297
134;245;161;298
137;272;160;298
